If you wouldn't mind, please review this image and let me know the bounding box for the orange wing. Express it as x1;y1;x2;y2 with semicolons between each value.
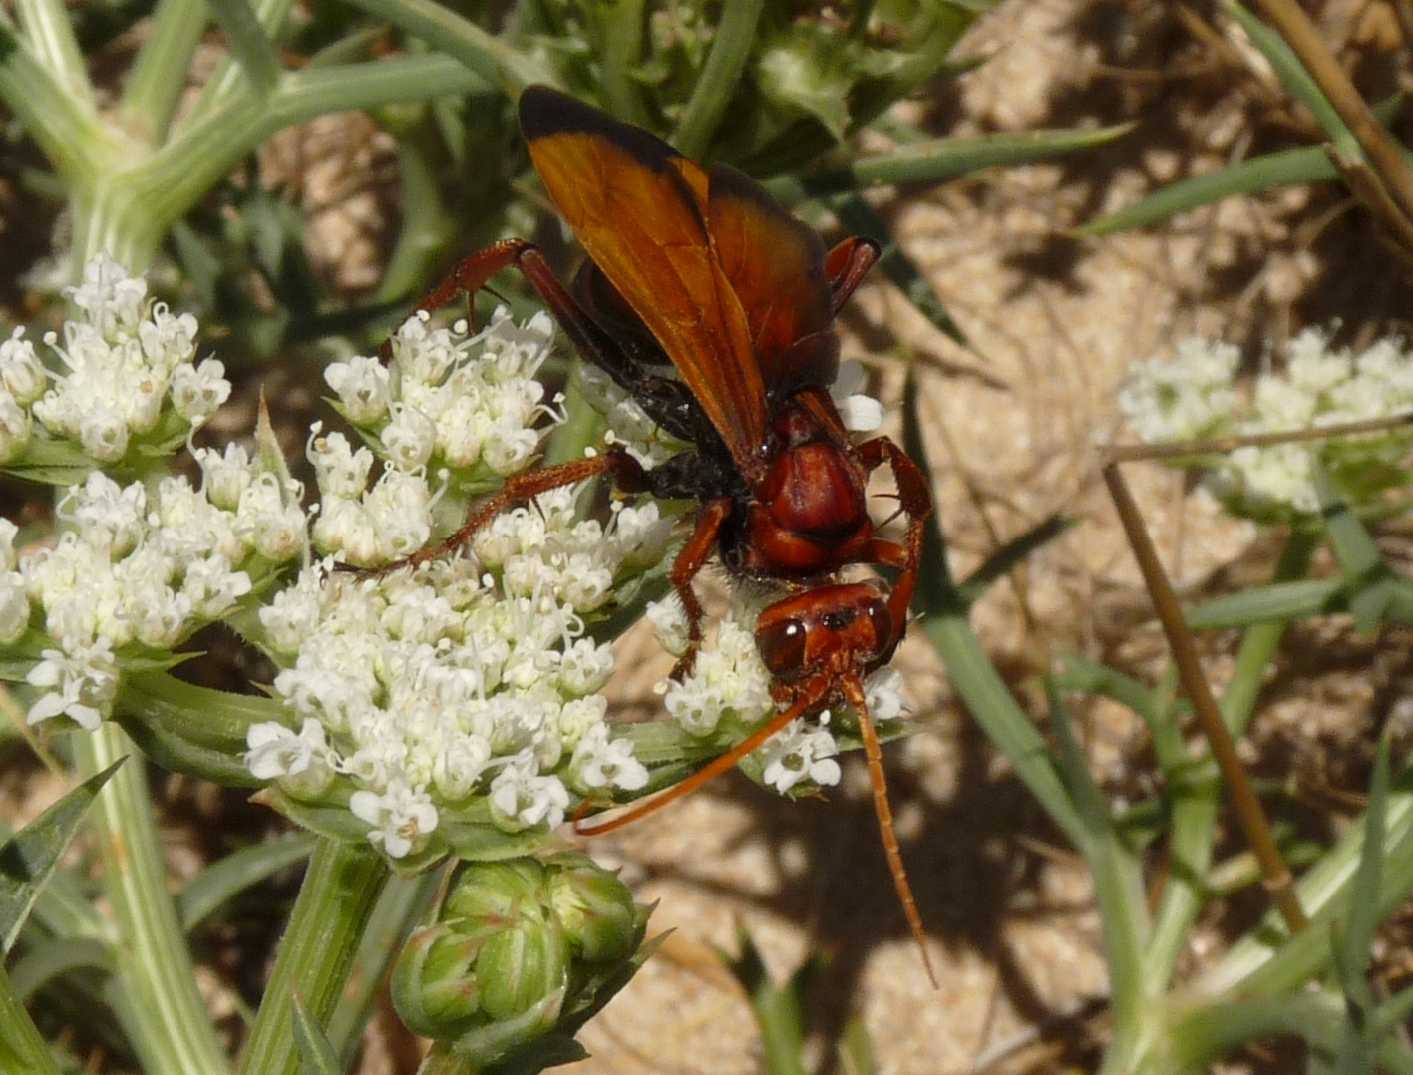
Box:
705;163;839;397
519;86;770;477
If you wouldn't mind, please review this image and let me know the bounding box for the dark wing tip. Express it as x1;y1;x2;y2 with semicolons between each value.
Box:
518;85;680;174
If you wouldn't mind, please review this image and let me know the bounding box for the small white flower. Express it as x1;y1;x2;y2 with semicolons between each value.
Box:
558;637;614;696
325;355;391;425
646;595;690;657
65;472;147;558
381;403;437;472
431;734;493;800
245;718;329;780
26;638;120;731
489;752;570;832
831;361;885;432
77;404;129;462
350;780;439;858
180;553;252;618
0;519;17;572
259;564;328;655
194;443;255;511
758;718;841;794
235;472;306;562
570;723;648;792
0;328;46;404
308;428;374;500
0;390;31;464
0;570;29;643
169;358;231;424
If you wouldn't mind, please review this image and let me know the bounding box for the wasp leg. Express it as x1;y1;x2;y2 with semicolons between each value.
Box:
357;449;650;575
575;669;833;836
855;435;934;660
664;498;732;681
387;240;702;443
824;236;882;316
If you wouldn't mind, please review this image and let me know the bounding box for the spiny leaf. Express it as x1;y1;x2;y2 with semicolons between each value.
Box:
0;760;124;954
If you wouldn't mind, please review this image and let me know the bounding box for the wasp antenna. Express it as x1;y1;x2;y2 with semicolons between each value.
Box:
842;672;938;989
575;675;831;837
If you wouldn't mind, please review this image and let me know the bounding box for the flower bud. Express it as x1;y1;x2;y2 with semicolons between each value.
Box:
392;854;648;1066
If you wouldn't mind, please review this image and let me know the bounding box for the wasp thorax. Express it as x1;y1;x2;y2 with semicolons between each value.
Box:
754;582;893;682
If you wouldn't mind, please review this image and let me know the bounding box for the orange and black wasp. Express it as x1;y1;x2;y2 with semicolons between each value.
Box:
385;86;938;982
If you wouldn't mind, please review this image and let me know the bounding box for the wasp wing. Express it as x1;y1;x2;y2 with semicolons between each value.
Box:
519;86;769;476
705;163;839;398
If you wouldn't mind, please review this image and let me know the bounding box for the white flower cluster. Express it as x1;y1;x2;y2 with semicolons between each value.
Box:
577;358;884;468
15;458;301;729
0;254;230;465
325;307;560;480
1120;330;1413;516
648;603;907;795
245;501;662;858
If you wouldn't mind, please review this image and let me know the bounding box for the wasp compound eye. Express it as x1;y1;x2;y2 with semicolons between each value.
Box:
866;597;893;658
756;616;808;679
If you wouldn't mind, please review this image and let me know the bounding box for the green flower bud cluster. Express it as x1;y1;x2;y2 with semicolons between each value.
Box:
392;853;650;1068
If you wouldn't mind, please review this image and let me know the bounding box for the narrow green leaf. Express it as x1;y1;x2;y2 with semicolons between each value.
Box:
9;937;112;1002
1079;145;1336;236
1226;2;1357;155
722;928;809;1075
179;833;317;931
0;759;124;954
767;123;1135;204
292;995;341;1075
0;964;61;1075
1374;979;1413;1038
1046;682;1148;1036
1186;577;1346;629
838;1014;877;1075
1336;736;1389;1007
206;0;281;96
956;513;1072;604
671;0;762;159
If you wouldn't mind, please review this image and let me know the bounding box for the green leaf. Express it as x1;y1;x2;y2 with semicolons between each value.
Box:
1186;577;1347;629
8;937;112;1002
1079;145;1337;236
956;513;1072;604
292;994;341;1075
0;759;124;954
838;1014;877;1075
1226;1;1357;155
722;928;809;1075
179;832;317;931
767;123;1135;204
1331;737;1390;1074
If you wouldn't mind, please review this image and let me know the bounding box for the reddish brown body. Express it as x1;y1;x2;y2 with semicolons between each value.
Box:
379;86;938;984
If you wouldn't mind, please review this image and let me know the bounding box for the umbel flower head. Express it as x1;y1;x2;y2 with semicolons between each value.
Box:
391;853;651;1067
1;253;915;872
1119;329;1413;518
0;253;229;471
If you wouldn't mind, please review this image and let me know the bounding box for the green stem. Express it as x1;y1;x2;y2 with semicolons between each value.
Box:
326;872;440;1066
1152;990;1413;1075
671;0;762;159
0;964;61;1075
205;0;282;98
600;0;650;125
0;26;114;179
180;0;293;129
15;0;91;102
922;613;1086;849
339;0;554;94
237;839;389;1075
119;0;208;142
73;725;229;1075
1142;532;1317;989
